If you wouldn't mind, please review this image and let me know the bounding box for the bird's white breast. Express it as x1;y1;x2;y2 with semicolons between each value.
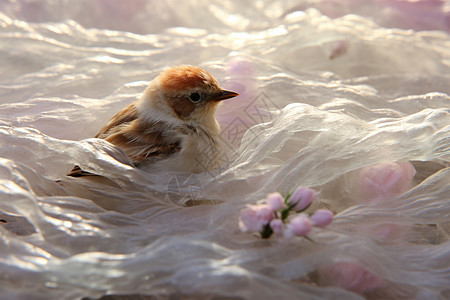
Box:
140;124;225;174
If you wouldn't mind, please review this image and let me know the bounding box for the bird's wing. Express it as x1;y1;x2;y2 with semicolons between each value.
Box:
66;165;97;177
102;119;182;164
67;103;182;177
95;102;139;138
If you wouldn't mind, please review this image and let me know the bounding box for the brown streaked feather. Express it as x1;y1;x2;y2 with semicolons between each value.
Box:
102;118;182;164
95;102;139;138
67;103;182;177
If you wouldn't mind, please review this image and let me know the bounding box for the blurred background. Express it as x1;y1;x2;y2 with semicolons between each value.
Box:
0;1;449;300
1;0;449;34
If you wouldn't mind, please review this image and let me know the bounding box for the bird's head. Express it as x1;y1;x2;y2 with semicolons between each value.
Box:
139;65;238;127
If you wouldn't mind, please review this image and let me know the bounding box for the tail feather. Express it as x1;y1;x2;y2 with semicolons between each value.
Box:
66;165;96;177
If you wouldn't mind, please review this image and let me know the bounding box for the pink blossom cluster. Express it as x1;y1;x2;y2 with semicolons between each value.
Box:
239;187;333;239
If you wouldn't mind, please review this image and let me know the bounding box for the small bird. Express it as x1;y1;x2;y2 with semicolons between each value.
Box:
68;65;239;177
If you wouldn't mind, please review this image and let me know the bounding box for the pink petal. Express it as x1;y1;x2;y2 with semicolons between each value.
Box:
239;204;274;233
289;214;312;236
269;219;284;235
288;187;317;212
310;209;334;227
266;192;285;211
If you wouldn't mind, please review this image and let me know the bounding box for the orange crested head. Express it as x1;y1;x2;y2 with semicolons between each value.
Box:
158;65;220;94
142;65;238;122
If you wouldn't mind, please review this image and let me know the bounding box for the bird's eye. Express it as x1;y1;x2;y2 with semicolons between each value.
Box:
189;92;201;103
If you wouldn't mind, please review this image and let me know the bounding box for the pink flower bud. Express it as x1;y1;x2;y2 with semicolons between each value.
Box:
289;214;312;236
269;219;284;235
310;209;333;227
288;187;316;211
266;192;285;211
239;204;274;233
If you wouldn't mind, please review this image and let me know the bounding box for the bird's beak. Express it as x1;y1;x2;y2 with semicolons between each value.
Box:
213;89;239;102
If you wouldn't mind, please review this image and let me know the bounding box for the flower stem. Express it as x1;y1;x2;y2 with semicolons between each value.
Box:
280;202;297;221
260;224;273;239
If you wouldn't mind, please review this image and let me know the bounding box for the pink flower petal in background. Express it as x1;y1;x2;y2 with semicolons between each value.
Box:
216;56;260;150
356;161;416;203
329;40;349;60
319;262;385;294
